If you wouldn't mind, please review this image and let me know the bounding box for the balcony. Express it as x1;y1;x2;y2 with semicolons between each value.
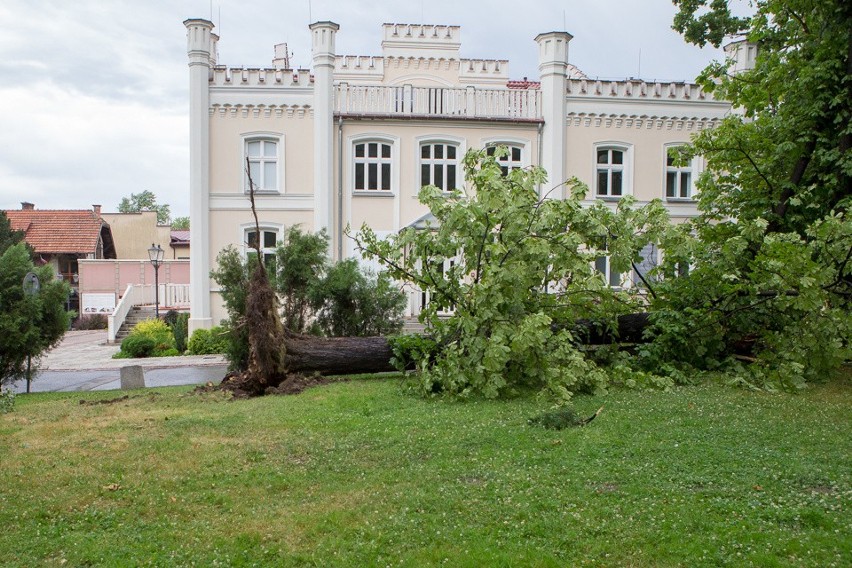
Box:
334;84;542;121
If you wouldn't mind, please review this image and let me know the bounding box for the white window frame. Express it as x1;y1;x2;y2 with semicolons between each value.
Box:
416;135;466;194
239;222;282;265
350;134;399;196
663;143;699;201
593;142;633;199
242;132;284;194
481;137;530;176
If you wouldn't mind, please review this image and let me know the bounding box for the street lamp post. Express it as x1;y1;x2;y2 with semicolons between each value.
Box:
148;243;164;318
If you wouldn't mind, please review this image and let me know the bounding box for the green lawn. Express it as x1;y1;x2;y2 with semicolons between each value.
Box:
1;374;850;567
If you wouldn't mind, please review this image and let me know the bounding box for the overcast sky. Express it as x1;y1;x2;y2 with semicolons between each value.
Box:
0;0;734;220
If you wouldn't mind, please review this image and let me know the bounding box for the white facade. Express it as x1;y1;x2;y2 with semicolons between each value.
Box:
184;20;732;330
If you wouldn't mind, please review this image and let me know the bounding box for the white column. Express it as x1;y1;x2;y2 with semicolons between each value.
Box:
535;31;572;199
184;19;214;332
310;21;339;256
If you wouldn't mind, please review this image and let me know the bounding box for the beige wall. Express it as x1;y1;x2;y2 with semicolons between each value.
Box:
564;118;704;222
101;212;175;259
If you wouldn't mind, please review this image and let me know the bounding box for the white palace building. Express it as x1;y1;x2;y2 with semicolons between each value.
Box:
183;18;741;331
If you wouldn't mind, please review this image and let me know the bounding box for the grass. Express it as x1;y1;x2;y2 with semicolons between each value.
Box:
0;373;850;567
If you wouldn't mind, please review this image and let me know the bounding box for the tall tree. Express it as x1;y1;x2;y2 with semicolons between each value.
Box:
642;1;852;388
118;190;171;225
0;211;27;254
0;244;71;387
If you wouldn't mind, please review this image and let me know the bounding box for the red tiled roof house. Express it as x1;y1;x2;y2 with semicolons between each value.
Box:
4;202;117;287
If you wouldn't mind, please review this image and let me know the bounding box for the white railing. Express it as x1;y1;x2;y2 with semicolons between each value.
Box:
107;284;191;343
108;284;142;343
335;85;542;120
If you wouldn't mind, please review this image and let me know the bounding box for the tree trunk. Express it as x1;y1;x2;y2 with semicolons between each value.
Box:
282;313;653;376
284;335;398;375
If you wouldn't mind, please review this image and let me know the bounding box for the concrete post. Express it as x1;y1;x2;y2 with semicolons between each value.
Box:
184;19;214;333
535;31;572;199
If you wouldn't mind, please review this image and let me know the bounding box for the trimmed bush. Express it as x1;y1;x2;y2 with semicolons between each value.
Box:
187;326;230;355
73;314;108;330
116;318;176;358
119;334;158;358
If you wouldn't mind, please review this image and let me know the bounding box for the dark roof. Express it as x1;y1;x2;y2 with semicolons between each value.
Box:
170;230;190;246
4;208;116;257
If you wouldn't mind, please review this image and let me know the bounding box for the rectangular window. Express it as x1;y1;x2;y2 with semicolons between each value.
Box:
666;147;693;199
354;141;393;192
246;229;278;266
420;142;460;192
245;139;278;192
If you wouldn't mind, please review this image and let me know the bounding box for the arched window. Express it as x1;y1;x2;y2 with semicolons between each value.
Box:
665;145;694;200
420;141;460;192
485;144;523;176
353;140;393;192
596;147;625;197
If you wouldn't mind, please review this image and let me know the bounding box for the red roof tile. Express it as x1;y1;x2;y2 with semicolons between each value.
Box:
4;209;111;255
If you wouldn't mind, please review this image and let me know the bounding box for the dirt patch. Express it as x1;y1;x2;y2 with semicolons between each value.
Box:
196;371;345;399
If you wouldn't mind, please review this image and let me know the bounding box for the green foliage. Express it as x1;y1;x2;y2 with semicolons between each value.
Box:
0;387;14;413
187;326;230;355
641;0;852;389
118;319;176;358
118;334;158;358
357;148;670;401
118;190;171;225
210;246;251;371
212;228;408;370
0;211;28;255
273;227;328;333
164;311;189;353
527;406;584;430
170;216;189;230
310;259;406;337
388;334;439;372
0;243;71;385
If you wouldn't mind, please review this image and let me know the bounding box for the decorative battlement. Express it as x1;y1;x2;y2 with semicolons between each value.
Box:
381;23;461;59
210;66;313;88
566;79;718;102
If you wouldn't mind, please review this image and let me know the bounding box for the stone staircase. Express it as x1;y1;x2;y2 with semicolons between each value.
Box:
115;306;159;342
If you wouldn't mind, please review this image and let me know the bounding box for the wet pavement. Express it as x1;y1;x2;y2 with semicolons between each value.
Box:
6;330;228;393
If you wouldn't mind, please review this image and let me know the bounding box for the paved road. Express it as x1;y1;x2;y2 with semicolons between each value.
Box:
8;366;229;394
4;330;229;393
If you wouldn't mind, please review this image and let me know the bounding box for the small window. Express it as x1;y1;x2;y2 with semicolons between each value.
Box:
595;255;623;288
420;142;459;192
665;147;693;199
486;144;523;176
596;148;624;198
245;139;279;192
246;228;278;266
354;141;393;192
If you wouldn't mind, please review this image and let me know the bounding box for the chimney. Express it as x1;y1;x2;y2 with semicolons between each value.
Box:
21;202;34;210
93;204;102;215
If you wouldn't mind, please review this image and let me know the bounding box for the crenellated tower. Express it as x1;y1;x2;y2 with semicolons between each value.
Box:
535;31;572;197
184;18;215;332
310;21;340;252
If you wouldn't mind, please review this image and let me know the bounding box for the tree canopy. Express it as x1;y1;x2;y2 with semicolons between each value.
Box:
358;149;671;401
639;0;852;388
118;190;171;225
171;216;189;230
